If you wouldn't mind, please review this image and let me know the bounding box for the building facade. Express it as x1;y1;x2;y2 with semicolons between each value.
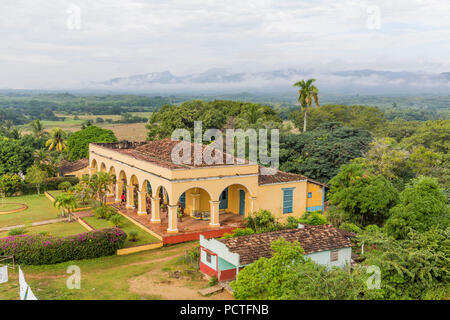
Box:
89;139;327;234
199;225;354;281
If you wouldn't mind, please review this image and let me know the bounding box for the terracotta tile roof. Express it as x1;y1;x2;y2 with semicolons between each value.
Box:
258;166;327;187
59;158;89;175
94;139;249;169
219;224;354;265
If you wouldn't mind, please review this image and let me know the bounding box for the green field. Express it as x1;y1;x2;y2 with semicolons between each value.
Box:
0;221;87;238
0;242;229;300
0;194;61;228
84;216;160;248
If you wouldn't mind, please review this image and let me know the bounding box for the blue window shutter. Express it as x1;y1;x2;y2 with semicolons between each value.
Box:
283;189;294;214
308;192;312;198
219;187;228;209
180;192;186;208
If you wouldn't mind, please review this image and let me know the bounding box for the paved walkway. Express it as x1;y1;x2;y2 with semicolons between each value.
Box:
0;217;69;232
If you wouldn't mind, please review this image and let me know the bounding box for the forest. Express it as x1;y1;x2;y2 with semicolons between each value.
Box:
0;87;448;300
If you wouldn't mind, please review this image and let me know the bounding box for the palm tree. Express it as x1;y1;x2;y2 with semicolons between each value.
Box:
293;79;320;132
30;119;44;138
46;128;67;152
53;193;77;222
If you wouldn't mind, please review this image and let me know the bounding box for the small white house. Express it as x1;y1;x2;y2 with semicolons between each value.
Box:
199;224;354;281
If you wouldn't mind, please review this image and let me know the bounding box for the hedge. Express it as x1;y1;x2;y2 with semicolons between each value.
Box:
0;228;126;265
21;176;80;195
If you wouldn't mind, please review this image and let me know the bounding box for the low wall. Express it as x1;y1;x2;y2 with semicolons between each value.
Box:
117;242;163;255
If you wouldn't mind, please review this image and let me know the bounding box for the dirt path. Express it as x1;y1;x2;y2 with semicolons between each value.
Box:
128;270;232;300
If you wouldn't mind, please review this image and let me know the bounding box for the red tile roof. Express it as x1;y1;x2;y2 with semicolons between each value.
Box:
258;166;327;187
219;224;354;265
94;139;248;170
59;158;89;175
93;140;327;187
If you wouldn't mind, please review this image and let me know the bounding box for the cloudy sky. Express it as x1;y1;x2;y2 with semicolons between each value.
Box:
1;0;450;89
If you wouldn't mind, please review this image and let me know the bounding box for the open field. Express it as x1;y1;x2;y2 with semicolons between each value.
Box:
0;194;61;228
0;242;232;300
19;119;148;141
84;216;160;248
0;221;86;238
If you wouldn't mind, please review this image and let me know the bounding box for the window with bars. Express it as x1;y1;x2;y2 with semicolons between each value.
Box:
283;188;294;214
330;250;339;262
206;252;212;264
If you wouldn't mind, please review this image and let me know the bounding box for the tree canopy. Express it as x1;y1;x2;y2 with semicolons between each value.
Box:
280;122;373;183
66;125;118;160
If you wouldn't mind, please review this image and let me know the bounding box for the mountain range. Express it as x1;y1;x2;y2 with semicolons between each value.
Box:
83;68;450;95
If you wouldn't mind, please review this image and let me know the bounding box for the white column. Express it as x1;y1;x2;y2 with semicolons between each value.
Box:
151;197;161;223
137;191;147;215
209;200;220;227
167;204;178;233
126;185;135;209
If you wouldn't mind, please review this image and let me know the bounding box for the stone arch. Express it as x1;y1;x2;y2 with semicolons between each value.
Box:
141;179;153;194
129;174;139;187
155;185;170;205
217;183;253;216
175;187;212;217
100;162;107;172
90;159;98;172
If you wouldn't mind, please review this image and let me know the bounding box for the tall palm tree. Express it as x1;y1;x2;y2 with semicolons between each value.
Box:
53;193;77;222
30;119;44;138
293;79;320;132
46;128;67;152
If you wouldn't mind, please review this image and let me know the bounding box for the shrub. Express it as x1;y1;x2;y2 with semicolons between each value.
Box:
0;174;23;196
128;231;138;242
94;205;115;220
58;181;72;192
39;231;49;236
340;223;362;234
222;228;255;239
298;211;327;226
209;276;218;286
7;228;28;236
0;228;127;265
109;214;123;227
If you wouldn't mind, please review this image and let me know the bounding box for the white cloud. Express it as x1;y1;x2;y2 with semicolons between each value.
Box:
0;0;449;88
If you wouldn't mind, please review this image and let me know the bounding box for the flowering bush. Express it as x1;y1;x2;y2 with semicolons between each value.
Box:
0;228;126;265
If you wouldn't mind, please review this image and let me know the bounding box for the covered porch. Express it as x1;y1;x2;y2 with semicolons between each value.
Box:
110;202;244;244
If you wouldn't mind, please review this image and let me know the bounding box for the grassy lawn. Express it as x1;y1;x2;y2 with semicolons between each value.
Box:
0;242;230;300
0;203;25;212
0;221;87;238
84;216;160;248
0;194;61;228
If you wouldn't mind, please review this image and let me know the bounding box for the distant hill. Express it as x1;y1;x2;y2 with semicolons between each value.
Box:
83;68;450;95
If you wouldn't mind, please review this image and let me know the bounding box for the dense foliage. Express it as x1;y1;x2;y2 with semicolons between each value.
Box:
385;177;449;239
66;125;118;160
280;122;373;182
231;238;369;300
0;228;127;265
328;162;399;226
146;100;283;140
357;226;449;299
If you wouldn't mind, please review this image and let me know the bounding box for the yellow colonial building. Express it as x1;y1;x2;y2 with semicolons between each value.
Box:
89;139;326;235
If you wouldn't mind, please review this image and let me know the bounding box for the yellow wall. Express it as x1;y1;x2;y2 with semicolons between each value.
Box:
306;182;325;209
89;143;325;222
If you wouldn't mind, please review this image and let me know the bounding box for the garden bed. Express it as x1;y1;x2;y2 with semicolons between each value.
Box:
0;203;28;215
0;194;61;228
83;216;161;248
